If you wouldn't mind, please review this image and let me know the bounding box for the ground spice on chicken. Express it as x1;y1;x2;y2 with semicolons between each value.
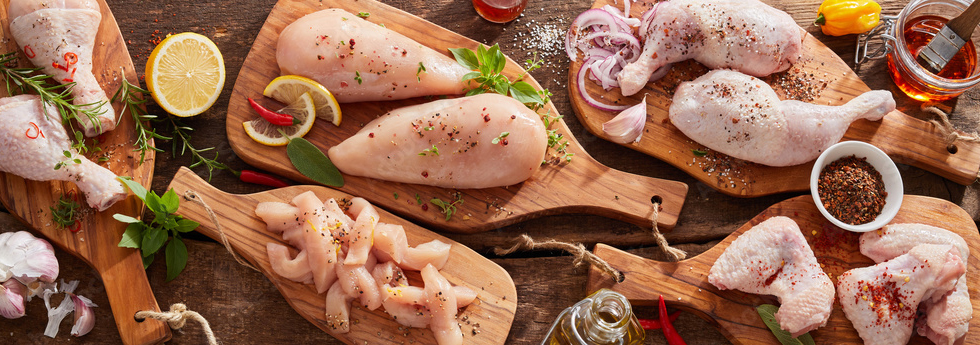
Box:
817;155;887;225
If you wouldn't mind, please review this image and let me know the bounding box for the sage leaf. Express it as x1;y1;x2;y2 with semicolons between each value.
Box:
286;137;344;187
119;223;144;248
165;237;188;282
756;304;816;345
449;48;479;70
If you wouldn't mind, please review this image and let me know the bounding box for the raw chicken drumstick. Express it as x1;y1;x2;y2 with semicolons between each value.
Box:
0;95;125;211
619;0;802;96
837;244;965;345
708;216;835;337
670;69;895;166
8;0;116;137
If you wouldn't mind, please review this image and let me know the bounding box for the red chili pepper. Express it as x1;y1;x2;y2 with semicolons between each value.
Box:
64;52;78;65
23;45;35;59
638;310;681;330
233;169;291;188
25;121;43;139
68;220;81;233
63;68;76;83
659;295;687;345
247;97;299;126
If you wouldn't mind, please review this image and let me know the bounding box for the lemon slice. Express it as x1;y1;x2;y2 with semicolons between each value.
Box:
145;32;226;117
243;92;316;146
263;75;341;126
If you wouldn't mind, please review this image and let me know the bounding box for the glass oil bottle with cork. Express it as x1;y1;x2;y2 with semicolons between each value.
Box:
541;289;646;345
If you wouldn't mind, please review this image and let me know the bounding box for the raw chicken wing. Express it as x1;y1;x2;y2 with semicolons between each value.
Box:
860;223;972;345
670;70;894;166
277;9;470;103
837;244;965;345
8;0;116;137
328;93;548;188
619;0;802;96
0;95;124;211
708;216;834;337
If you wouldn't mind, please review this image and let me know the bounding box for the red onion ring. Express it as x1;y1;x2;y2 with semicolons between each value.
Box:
577;60;629;112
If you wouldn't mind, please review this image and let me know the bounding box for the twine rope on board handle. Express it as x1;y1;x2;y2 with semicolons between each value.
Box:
135;303;218;345
182;190;260;273
921;103;980;182
651;201;687;261
494;234;626;283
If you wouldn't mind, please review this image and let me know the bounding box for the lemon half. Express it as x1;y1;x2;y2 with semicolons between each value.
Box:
146;32;226;117
243;92;316;146
263;75;341;126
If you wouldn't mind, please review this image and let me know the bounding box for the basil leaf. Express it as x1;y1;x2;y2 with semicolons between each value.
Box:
165;237;188;282
449;48;479;70
145;191;165;214
175;218;200;233
465;88;486;96
510;81;543;105
757;304;815;345
142;253;154;269
488;44;506;73
286;137;344;187
141;226;168;256
113;214;142;224
118;223;145;248
118;176;148;201
494;81;510;96
161;189;179;214
461;71;481;82
476;44;489;65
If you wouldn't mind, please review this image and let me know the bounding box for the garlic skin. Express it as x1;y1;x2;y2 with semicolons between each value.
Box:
69;293;97;337
0;279;27;319
43;280;77;338
0;231;59;285
601;96;648;144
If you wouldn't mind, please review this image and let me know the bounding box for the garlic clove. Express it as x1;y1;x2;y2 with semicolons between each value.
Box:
0;232;33;268
601;96;648;144
69;293;97;337
0;279;27;319
11;237;59;284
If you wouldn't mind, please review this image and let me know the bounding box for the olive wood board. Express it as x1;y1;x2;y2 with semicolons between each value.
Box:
225;0;689;234
0;1;168;344
569;0;980;198
587;195;980;344
167;167;517;345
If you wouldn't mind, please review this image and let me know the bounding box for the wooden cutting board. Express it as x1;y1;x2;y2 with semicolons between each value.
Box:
225;0;689;234
587;195;980;344
0;1;168;344
167;166;518;344
569;0;980;198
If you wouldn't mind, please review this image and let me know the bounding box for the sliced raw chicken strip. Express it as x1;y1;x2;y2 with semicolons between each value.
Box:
276;8;470;103
325;281;353;333
266;243;313;285
619;0;802;96
8;0;116;137
708;216;834;337
0;95;124;211
328;93;548;189
860;223;972;345
670;70;894;166
293;191;339;293
422;264;462;345
838;244;965;345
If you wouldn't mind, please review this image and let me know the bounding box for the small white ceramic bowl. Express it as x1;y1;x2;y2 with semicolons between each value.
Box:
810;141;903;232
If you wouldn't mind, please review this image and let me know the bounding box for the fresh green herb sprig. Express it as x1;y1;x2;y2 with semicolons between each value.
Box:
114;177;199;281
416;62;426;82
757;304;815;345
419;145;439;156
449;44;549;110
430;192;463;221
491;132;509;145
111;77;167;165
541;112;574;164
53;150;82;170
50;192;81;229
357;11;370;19
692;149;708;157
0;52;106;154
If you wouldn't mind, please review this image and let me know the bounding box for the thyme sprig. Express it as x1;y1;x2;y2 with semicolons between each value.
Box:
111;77;167;165
0;52;104;153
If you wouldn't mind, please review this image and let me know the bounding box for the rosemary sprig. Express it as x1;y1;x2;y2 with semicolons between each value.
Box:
111;77;167;165
0;52;105;153
168;118;229;180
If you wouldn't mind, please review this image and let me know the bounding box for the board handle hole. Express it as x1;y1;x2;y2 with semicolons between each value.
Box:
947;144;958;154
650;195;663;205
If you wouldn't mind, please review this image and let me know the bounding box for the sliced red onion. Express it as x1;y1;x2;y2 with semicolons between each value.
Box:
577;63;630;112
602;96;648;143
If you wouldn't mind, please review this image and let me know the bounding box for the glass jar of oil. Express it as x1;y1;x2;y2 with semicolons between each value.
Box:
540;289;645;345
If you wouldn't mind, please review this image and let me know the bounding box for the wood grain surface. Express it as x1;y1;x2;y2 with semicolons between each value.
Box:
225;0;690;234
167;167;517;345
569;0;980;197
0;1;168;344
588;195;980;344
0;0;977;344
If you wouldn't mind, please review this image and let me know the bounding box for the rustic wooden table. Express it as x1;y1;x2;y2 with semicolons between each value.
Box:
1;0;978;344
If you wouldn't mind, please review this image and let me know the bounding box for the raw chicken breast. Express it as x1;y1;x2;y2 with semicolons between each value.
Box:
328;93;548;189
838;244;965;345
708;216;834;337
8;0;116;136
422;264;462;345
670;70;894;166
860;224;972;345
0;95;125;211
618;0;802;96
276;9;470;103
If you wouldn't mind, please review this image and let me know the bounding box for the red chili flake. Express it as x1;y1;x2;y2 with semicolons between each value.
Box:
368;133;375;138
483;115;490;122
23;45;35;59
64;52;78;65
25;122;43;139
68;220;81;233
317;55;324;60
349;39;356;49
421;171;429;178
421;204;428;211
817;155;887;225
510;115;516;119
340;81;349;88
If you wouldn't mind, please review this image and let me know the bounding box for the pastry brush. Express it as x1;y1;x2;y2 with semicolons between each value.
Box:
915;0;980;74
